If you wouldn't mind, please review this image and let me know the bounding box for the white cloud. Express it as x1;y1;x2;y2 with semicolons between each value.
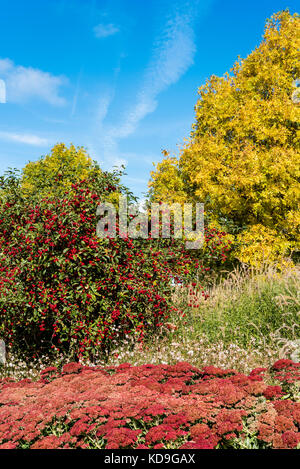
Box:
0;58;12;74
0;131;48;146
104;3;198;145
0;79;6;103
97;94;113;123
0;58;67;106
94;23;119;38
93;1;212;169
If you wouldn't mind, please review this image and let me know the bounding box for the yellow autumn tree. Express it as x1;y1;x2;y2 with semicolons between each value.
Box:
149;152;187;204
20;143;126;211
21;143;96;198
149;10;300;266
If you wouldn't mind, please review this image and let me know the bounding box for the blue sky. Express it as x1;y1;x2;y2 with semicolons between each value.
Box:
0;0;298;199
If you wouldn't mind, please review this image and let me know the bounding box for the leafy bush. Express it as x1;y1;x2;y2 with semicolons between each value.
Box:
0;162;230;361
0;359;299;449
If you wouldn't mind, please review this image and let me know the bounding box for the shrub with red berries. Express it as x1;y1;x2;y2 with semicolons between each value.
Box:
0;167;229;361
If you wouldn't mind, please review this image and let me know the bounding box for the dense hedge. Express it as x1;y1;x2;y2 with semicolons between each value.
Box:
0;168;230;360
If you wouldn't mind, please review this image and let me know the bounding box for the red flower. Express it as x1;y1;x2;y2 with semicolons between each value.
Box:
62;362;82;374
263;386;283;400
271;359;295;371
281;431;300;449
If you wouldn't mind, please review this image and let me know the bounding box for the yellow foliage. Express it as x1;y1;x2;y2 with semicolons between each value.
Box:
149;11;300;266
21;143;95;198
236;224;292;268
149;152;187;204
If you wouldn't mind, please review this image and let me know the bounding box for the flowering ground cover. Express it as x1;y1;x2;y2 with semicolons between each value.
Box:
0;359;299;449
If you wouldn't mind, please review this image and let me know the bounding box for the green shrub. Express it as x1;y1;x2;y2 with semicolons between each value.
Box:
0;163;229;361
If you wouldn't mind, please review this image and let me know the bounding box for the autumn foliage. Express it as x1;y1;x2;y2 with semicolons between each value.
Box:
0;146;231;360
149;11;300;266
21;143;95;198
0;359;299;449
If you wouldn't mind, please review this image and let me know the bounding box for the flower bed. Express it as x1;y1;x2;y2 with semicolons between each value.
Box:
0;359;299;449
